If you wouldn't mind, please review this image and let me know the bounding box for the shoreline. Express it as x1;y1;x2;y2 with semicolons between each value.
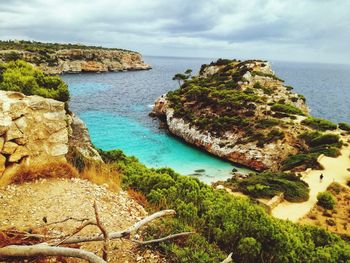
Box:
272;144;350;222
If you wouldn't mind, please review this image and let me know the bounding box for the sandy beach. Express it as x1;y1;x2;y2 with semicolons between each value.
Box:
272;145;350;222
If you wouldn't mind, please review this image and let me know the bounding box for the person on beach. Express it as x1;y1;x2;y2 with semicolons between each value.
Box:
320;173;324;182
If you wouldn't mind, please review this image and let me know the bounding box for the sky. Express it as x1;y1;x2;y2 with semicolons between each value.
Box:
1;0;350;64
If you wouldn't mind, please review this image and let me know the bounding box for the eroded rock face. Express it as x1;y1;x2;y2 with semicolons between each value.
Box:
152;60;309;171
0;91;102;178
0;49;151;74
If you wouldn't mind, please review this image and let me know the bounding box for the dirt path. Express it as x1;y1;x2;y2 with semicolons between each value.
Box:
0;178;164;262
272;146;350;222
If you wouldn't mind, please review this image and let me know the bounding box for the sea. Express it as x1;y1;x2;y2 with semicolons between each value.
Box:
62;56;350;183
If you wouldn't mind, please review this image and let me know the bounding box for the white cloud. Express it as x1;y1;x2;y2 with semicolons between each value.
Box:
0;0;349;63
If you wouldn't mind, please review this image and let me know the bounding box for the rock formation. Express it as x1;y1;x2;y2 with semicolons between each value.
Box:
152;59;313;171
0;90;102;180
0;48;151;74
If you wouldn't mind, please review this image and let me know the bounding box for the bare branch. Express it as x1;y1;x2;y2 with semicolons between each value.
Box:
44;217;90;227
221;252;233;263
132;232;194;245
93;201;109;261
0;243;105;263
53;220;96;246
62;209;176;244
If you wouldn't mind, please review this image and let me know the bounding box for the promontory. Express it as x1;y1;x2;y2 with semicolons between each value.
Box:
152;59;348;172
0;40;151;74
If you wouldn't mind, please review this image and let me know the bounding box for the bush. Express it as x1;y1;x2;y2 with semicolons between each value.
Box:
271;103;305;116
301;117;337;131
338;122;350;132
237;172;309;202
99;149;350;263
281;153;321;171
317;191;336;210
0;60;69;102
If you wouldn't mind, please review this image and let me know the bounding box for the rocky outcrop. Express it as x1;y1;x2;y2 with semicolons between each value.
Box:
0;49;151;74
0;90;102;180
152;59;311;171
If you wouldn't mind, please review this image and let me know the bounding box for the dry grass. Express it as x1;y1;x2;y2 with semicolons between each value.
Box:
127;189;149;207
80;162;121;192
8;162;79;185
299;182;350;235
0;161;121;193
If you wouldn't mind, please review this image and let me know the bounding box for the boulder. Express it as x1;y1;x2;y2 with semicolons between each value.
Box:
0;114;12;136
6;123;23;141
0;154;6;175
8;146;29;162
0;137;4;151
2;141;18;155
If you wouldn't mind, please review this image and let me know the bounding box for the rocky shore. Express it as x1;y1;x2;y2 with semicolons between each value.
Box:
151;59;319;171
0;47;151;74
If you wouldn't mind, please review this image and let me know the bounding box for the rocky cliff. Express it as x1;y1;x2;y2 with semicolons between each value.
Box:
0;41;151;74
0;90;102;182
152;59;314;171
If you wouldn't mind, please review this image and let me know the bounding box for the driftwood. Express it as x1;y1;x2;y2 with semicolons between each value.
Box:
0;206;192;262
0;243;105;263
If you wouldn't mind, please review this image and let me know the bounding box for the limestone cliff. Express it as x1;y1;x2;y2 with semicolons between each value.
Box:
152;59;313;171
0;90;102;180
0;42;151;74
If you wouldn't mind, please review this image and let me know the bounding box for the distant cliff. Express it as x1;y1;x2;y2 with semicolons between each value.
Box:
152;59;344;171
0;40;151;74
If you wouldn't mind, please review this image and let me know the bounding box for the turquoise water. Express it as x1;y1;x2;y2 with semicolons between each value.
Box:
63;56;350;183
63;57;251;183
79;111;247;183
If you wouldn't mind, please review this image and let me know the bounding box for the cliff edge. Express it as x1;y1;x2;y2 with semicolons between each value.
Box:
0;40;151;74
152;59;344;171
0;90;102;182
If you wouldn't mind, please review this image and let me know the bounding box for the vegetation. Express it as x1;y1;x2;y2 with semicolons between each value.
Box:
98;149;350;262
301;117;337;131
317;191;336;210
0;60;69;102
281;132;342;171
231;172;309;202
251;71;284;82
0;40;133;53
338;122;350;132
271;103;305;116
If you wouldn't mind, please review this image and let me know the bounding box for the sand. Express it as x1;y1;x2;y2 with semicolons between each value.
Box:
272;146;350;222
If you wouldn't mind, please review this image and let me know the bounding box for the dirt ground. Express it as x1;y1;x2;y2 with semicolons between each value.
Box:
0;178;166;262
299;183;350;235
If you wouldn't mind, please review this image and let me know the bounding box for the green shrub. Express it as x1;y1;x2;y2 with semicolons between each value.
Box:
281;153;321;171
237;172;309;202
338;122;350;132
300;132;340;148
301;117;337;131
98;149;350;263
317;191;336;209
0;60;69;102
256;118;280;129
271;103;305;116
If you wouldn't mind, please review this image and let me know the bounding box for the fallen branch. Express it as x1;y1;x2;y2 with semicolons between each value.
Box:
93;201;109;261
61;209;176;244
221;252;233;263
0;243;105;263
132;232;194;245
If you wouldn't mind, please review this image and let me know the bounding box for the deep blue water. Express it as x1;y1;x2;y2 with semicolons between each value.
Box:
63;57;350;183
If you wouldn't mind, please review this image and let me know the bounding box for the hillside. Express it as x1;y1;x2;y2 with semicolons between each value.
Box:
0;177;164;262
152;59;346;172
1;60;350;262
0;40;151;74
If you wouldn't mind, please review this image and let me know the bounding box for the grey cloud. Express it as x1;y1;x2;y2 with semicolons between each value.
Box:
0;0;349;63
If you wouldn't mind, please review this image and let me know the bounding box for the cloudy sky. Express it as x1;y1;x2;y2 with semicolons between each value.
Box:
1;0;349;64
